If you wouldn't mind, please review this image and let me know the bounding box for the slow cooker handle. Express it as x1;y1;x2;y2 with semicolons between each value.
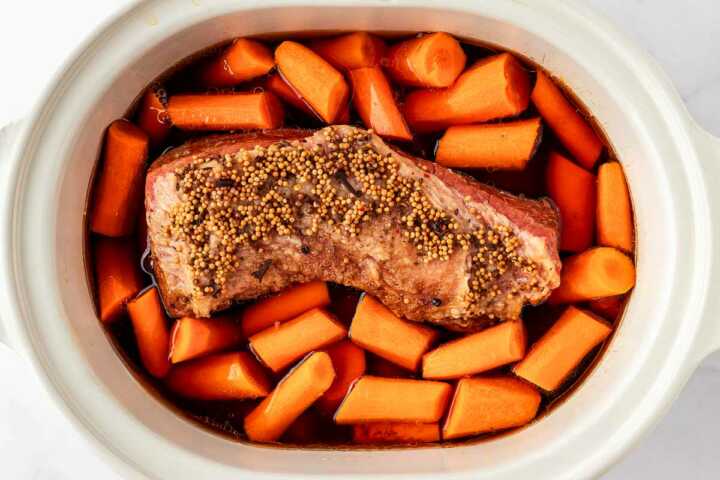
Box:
0;120;24;349
692;125;720;365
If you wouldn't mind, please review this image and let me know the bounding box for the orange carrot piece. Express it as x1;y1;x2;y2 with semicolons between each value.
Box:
127;288;171;378
265;73;315;116
350;67;412;141
435;118;543;170
513;306;612;391
317;340;366;414
169;315;244;364
546;151;596;252
167;93;284;131
349;294;438;371
597;161;634;253
385;32;466;88
249;308;347;372
93;238;143;323
198;38;275;88
422;321;526;380
241;281;331;337
166;351;272;400
310;32;387;70
531;70;603;169
442;376;541;440
403;53;530;132
275;41;349;123
334;376;452;424
135;84;171;149
588;296;625;321
245;351;335;442
549;247;636;304
353;422;440;444
90;119;149;237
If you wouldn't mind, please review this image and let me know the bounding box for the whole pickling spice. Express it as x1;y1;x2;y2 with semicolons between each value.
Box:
168;127;541;316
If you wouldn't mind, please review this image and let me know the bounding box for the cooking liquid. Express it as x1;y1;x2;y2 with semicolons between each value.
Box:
86;32;631;448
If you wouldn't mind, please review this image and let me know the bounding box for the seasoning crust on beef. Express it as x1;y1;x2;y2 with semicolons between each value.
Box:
145;126;561;331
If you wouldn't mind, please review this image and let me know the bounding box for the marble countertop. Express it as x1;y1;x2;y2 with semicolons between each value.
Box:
1;1;719;478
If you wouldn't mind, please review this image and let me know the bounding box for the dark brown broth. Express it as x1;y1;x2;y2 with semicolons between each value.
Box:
87;31;629;448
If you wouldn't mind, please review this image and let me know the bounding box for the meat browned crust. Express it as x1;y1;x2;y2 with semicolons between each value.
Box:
145;126;560;331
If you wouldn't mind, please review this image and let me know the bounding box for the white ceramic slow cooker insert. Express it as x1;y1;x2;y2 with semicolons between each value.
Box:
1;1;720;479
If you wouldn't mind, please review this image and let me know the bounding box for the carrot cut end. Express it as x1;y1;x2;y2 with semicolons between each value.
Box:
166;351;272;400
597;161;634;253
275;41;349;124
513;306;612;391
350;67;412;141
244;351;335;442
169;315;244;364
349;294;438;371
334;376;452;424
93;238;143;323
310;32;387;70
435;118;542;170
249;307;347;373
422;321;526;380
127;288;171;378
549;247;635;304
442;376;540;440
532;70;603;169
241;281;331;337
546;151;596;252
386;32;466;88
90;119;149;237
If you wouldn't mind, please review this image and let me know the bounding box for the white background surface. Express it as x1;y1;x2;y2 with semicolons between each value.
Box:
0;1;719;478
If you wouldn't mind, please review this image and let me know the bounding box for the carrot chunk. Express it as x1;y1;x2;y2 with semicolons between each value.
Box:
93;238;143;323
422;321;526;380
353;422;440;444
403;53;530;132
435;118;543;170
317;340;366;414
275;41;350;123
166;351;271;400
349;67;412;141
241;281;331;337
167;93;284;131
334;376;452;424
169;315;244;364
513;306;612;391
127;288;171;378
442;376;541;440
265;73;315;117
245;351;335;442
549;247;636;304
249;308;347;372
310;32;387;70
135;84;171;149
90;119;149;237
385;32;466;88
546;151;596;252
198;38;275;88
531;71;603;169
588;296;625;321
597;161;634;253
349;294;438;371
